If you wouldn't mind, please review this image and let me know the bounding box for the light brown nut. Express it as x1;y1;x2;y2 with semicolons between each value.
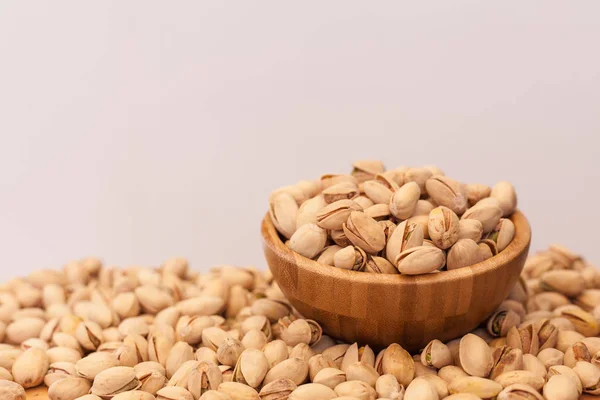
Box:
458;334;493;378
395;246;445;275
48;377;92;400
259;379;296;400
333;246;367;272
314;368;346;390
497;383;543;400
428;206;460;250
232;349;269;388
448;376;502;398
342;212;386;255
461;203;503;234
457;219;483;242
288;224;328;259
437;365;468;384
352;160;385;183
487;310;520;338
296;195;327;229
269;192;299;239
489;346;523;380
316;200;363;231
486;218;515;252
11;347;49;388
76;351;120;380
425;176;468;215
333;380;377;400
389;182;421;220
381;343;414;387
91;366;141;398
447;239;482;270
493;370;544;391
263;357;308;386
421;339;452;369
0;380;26;400
490;181;517;217
547;365;583;395
288;383;337;400
156;386;194;400
466;183;491;207
385;221;423;266
217;381;260;400
404;377;438;400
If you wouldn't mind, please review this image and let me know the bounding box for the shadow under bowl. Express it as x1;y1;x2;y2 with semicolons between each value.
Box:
261;211;531;351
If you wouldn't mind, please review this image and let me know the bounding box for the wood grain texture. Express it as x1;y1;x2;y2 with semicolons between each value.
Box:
262;210;532;352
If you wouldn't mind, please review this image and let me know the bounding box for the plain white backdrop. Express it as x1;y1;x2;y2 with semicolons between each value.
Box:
1;1;599;279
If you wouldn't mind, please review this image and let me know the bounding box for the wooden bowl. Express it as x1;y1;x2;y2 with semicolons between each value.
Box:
261;211;531;351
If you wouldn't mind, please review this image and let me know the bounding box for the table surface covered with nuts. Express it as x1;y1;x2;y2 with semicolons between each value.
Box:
269;162;517;275
0;245;598;400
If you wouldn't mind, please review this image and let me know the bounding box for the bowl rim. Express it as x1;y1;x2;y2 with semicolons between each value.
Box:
261;210;531;286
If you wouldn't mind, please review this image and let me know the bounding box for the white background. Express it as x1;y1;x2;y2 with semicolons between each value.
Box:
1;1;599;279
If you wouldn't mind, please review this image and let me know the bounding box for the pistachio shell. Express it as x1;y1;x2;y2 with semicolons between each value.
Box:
448;376;502;398
458;334;493;378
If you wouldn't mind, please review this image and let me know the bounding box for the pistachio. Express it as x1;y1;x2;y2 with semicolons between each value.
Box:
556;330;585;353
91;366;141;398
457;219;483;243
263;357;308;386
11;347;49;388
313;368;346;389
437;365;468;384
547;365;583;395
427;206;460;250
345;362;379;387
341;212;386;255
447;239;482;270
0;380;26;400
333;380;377;400
555;306;599;337
135;286;175;314
134;361;166;377
5;317;45;344
157;386;195;400
461;203;503;233
166;341;195;378
48;377;91;400
177;316;214;346
375;374;403;399
218;382;260;400
421;339;452;369
395;246;445;275
270;192;299;239
112;391;157;400
493;370;544;391
385;221;424;265
148;330;174;366
403;377;438;400
573;361;600;394
259;379;297;400
497;383;544;400
262;341;288;369
288;224;328;259
448;376;502;398
188;361;224;399
76;351;120;380
537;348;564;369
543;374;579;400
251;299;292;322
309;354;338;381
288;383;337;400
333;246;367;272
389;182;421;220
232;349;268;388
352;160;385;183
296;195;328;230
459;334;493;378
487;310;521;338
425;176;468;215
484;218;515;252
316;200;363;231
381;344;414;387
323;183;359;205
491;181;518;217
563;341;591;368
506;325;539;356
465;183;491;207
363;178;397;205
363;256;398;274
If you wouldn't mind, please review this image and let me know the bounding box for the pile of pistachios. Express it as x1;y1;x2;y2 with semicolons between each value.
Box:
0;247;598;400
269;161;518;275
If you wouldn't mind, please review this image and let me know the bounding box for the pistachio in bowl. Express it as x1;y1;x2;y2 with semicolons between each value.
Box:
268;161;518;275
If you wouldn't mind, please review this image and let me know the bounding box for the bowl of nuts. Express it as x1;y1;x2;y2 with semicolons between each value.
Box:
262;162;531;351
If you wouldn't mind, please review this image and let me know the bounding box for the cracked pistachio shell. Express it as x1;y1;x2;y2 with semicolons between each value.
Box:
166;341;195;378
490;346;523;380
487;218;515;252
556;306;599;337
157;386;194;400
281;319;313;347
461;203;503;234
201;327;229;352
296;195;327;229
419;374;449;398
535;320;558;351
541;270;585;298
48;377;91;400
395;246;445;275
506;325;540;356
316;246;343;266
6;317;45;344
548;365;583;395
459;334;493;378
425;176;468;216
316;200;363;231
259;378;297;400
389;181;421;220
487;310;521;337
342;212;385;255
320;174;357;190
309;354;338;381
263;357;308;386
76;351;120;380
314;368;346;389
354;195;375;210
385;221;424;266
556;330;585;353
404;377;438;400
345;362;379;387
177;296;225;317
119;317;149;338
233;349;268;388
262;340;288;369
269;192;299;239
288;383;337;400
44;362;77;387
497;383;544;400
75;320;104;351
188;361;223;399
112;292;141;319
576;289;600;311
289;343;315;363
330;229;351;247
363;180;394;205
521;354;547;380
564;342;590;368
12;347;49;388
466;183;491;207
437;366;468;384
407;215;429;239
135;286;175;314
333;246;367;272
333;380;376;400
447;239;482;270
242;329;268;350
134;361;166;377
491;181;517;217
573;361;600;394
177;315;214;345
543;374;579;400
494;370;544;391
421;339;452;369
92;366;141;397
381;344;414;387
352;160;385;182
217;381;260;400
166;359;197;387
251;299;292;322
21;337;49;351
123;334;149;364
411;199;435;217
323;183;359;204
375;374;403;399
0;379;26;400
478;240;495;261
288;224;328;259
428;206;460;250
448;376;502;398
148;330;174;366
364;256;397;274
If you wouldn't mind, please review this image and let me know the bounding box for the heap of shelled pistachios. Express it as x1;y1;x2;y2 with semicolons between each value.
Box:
269;161;518;275
0;247;599;400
